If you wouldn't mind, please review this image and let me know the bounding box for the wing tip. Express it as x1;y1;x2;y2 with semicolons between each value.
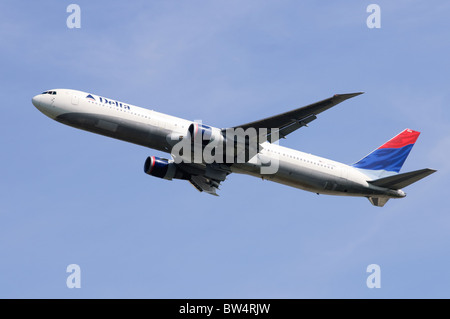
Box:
334;92;364;99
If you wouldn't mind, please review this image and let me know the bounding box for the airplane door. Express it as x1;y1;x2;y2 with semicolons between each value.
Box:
71;94;79;105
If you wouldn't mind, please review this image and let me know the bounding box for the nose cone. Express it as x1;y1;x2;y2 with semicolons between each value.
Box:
32;94;42;108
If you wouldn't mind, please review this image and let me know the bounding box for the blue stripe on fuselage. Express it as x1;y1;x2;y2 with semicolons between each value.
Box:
352;144;414;173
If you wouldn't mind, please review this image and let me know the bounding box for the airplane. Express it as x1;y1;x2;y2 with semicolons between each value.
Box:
32;89;436;207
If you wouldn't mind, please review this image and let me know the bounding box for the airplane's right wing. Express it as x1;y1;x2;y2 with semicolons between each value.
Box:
227;92;363;142
166;93;364;196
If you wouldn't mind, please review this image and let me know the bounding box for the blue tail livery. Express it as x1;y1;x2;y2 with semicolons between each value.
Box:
352;129;420;178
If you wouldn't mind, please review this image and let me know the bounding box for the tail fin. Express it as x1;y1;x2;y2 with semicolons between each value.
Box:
352;129;420;178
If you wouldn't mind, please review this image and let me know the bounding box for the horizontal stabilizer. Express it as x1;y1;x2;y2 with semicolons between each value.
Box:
368;197;389;207
368;168;436;190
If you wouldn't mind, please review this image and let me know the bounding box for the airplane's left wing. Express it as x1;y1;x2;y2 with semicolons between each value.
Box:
228;92;363;142
175;160;231;196
189;175;220;196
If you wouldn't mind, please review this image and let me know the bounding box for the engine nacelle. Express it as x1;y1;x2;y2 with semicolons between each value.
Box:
185;122;260;164
144;156;188;180
188;123;225;146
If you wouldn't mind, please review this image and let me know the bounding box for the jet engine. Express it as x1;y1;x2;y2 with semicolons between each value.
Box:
185;122;260;164
144;156;188;180
188;123;225;146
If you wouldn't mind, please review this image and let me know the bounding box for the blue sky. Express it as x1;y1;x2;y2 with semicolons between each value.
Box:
1;0;449;298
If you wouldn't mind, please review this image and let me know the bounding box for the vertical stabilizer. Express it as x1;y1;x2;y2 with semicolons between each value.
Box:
352;129;420;178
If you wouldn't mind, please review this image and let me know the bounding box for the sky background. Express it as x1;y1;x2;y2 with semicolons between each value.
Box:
1;0;449;298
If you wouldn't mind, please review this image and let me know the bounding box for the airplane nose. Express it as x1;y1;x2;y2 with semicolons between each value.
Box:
32;94;42;108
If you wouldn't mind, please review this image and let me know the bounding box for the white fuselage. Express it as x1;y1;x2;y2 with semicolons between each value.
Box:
32;89;405;200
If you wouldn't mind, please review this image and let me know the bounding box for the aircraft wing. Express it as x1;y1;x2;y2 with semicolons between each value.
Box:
175;160;231;196
171;92;363;196
189;175;220;196
229;92;363;142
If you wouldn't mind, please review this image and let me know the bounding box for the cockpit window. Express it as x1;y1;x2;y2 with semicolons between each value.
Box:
42;91;48;94
41;91;57;95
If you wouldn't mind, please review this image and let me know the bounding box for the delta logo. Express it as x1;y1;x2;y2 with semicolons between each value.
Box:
86;94;96;101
